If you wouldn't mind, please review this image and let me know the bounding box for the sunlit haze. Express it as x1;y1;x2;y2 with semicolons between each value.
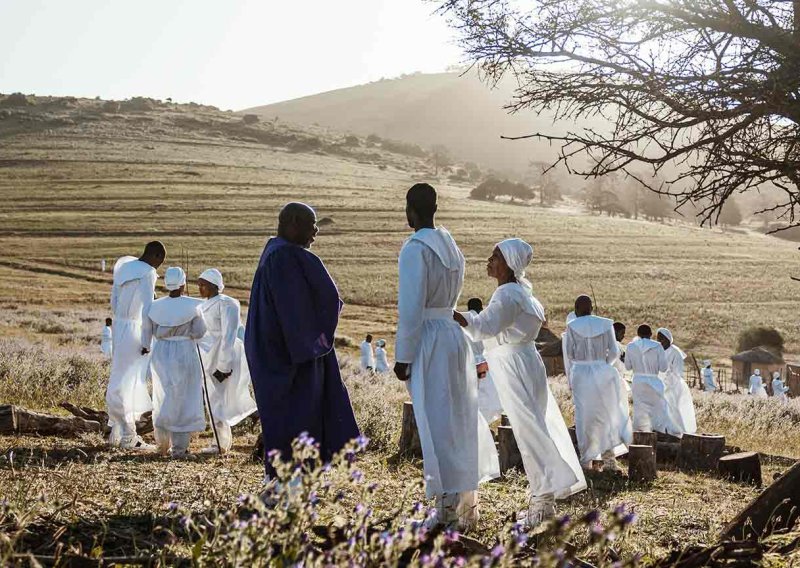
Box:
0;0;462;110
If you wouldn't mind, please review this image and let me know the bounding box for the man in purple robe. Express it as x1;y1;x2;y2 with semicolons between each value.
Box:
245;202;359;478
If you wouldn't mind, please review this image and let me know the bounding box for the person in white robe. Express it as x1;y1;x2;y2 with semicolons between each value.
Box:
196;268;258;454
656;328;697;435
455;239;585;529
612;322;632;393
748;369;768;398
394;183;499;531
702;361;717;392
360;335;375;372
143;267;208;457
374;339;391;373
106;241;165;450
466;297;503;425
625;324;679;436
772;371;789;404
101;318;113;359
564;295;631;471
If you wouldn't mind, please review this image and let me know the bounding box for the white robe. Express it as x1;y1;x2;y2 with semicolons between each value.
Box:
661;345;697;435
143;296;207;433
360;341;375;370
106;257;156;440
612;341;632;393
772;378;789;404
101;325;113;358
626;338;679;436
375;346;390;373
748;375;768;398
198;294;258;426
564;315;631;464
463;283;585;498
396;227;499;498
467;310;503;424
703;367;717;392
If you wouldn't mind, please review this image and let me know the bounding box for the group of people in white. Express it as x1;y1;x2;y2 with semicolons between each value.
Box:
104;241;256;457
748;368;790;402
359;334;391;374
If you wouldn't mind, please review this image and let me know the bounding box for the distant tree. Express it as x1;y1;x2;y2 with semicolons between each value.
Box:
639;191;672;222
535;170;562;206
366;134;382;147
343;135;360;147
471;178;502;200
584;176;626;217
429;144;453;176
719;198;743;227
737;327;785;356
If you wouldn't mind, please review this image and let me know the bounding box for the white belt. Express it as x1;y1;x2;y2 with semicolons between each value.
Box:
633;373;660;380
490;341;536;355
422;308;453;321
572;360;607;365
159;336;193;342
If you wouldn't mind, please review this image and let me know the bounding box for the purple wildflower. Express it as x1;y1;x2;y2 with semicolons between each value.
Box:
444;528;460;543
491;545;505;558
583;510;600;523
350;469;364;482
355;434;369;450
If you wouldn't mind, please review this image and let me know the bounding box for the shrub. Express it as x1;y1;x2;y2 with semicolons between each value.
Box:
736;326;784;355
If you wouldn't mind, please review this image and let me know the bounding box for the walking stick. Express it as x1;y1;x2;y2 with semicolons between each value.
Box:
196;344;223;453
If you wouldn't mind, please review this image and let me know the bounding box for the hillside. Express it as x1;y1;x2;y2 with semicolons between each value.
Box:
244;71;604;177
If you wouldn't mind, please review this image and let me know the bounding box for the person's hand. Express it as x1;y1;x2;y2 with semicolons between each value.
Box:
141;347;150;355
477;361;489;379
213;369;233;382
394;362;410;381
452;311;468;327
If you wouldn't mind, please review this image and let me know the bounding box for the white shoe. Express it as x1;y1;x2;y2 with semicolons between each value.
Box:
120;436;156;452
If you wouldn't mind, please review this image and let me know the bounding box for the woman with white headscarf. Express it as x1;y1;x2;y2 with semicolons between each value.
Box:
656;328;697;435
143;267;208;457
197;268;258;454
454;238;586;529
374;339;391;373
772;371;789;404
748;369;768;398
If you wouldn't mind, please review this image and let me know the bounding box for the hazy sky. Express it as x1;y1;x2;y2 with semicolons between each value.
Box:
0;0;462;110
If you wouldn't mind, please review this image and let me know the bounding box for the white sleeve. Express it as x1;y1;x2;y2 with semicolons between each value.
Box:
110;282;119;314
462;292;517;341
189;311;208;340
562;332;572;384
395;242;427;364
624;343;633;370
141;315;154;351
657;348;668;373
606;328;620;365
217;300;239;373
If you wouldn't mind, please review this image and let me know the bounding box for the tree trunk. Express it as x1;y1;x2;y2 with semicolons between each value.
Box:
398;401;422;457
633;431;658;448
718;452;762;486
678;433;726;472
0;405;103;436
628;444;657;482
59;402;153;435
498;425;522;475
500;414;511;427
721;460;800;541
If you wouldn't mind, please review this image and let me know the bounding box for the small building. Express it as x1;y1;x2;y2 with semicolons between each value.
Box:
783;363;800;398
731;347;784;392
538;339;565;377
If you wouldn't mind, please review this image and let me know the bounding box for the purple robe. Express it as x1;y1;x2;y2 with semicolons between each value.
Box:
245;237;359;476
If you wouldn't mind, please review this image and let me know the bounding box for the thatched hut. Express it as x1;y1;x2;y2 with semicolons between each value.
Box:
538;339;565;376
731;347;784;390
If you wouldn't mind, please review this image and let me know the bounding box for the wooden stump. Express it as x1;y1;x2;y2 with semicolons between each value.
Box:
656;442;680;464
628;444;657;482
498;425;522;475
398;402;422;457
633;431;658;449
0;405;103;436
59;402;153;435
719;452;762;486
678;433;725;472
721;460;800;541
568;426;578;447
500;414;511;427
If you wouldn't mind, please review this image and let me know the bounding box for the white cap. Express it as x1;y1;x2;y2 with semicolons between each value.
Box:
199;268;224;292
164;266;186;291
754;369;761;376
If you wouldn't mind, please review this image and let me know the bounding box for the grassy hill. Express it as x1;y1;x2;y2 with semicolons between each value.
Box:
243;70;604;177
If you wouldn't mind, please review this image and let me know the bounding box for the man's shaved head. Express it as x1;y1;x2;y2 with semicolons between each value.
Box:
140;240;166;268
637;324;652;339
406;183;438;230
574;294;593;317
278;202;318;248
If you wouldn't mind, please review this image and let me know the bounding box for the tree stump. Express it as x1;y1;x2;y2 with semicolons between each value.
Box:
500;414;511;427
678;433;725;472
498;425;522;475
628;444;657;482
656;442;680;464
719;452;762;486
0;405;103;436
721;460;800;541
568;426;578;447
398;402;422;457
633;431;658;449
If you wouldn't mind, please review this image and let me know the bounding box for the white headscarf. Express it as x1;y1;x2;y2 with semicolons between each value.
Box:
773;371;781;380
496;238;534;292
656;327;673;344
199;268;225;292
164;266;186;291
376;339;386;348
754;369;761;376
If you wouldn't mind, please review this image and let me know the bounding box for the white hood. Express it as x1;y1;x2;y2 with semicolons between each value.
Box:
568;315;613;338
668;344;687;360
500;283;546;322
636;338;662;353
114;257;155;286
148;296;203;327
407;227;464;272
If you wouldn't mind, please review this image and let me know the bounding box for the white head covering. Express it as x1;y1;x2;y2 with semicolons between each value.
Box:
376;339;386;348
656;327;673;344
566;311;577;324
199;268;225;292
164;266;186;291
703;360;711;367
773;371;781;380
754;369;761;376
496;238;534;292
